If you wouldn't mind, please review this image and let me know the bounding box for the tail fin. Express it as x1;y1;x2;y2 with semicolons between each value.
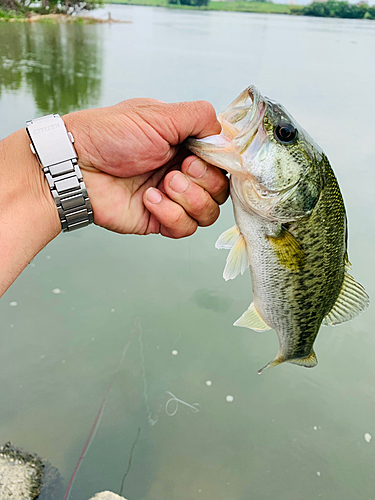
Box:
258;350;318;375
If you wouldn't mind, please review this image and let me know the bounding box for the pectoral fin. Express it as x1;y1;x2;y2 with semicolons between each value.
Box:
223;233;249;281
266;229;305;272
234;302;271;331
323;272;369;326
215;225;240;249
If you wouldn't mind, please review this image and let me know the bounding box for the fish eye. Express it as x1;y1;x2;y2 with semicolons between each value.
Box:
275;122;297;144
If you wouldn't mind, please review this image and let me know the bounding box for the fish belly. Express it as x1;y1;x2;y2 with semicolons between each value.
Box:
231;189;344;363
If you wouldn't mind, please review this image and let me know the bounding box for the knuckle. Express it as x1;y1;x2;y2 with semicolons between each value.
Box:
194;193;213;216
195;100;216;117
208;175;230;202
169;208;198;237
199;204;220;227
170;206;187;227
172;220;198;239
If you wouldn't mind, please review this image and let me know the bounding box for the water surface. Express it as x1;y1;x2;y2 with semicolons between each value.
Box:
0;7;375;499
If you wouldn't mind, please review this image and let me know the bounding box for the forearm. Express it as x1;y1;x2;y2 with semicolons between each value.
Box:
0;128;60;297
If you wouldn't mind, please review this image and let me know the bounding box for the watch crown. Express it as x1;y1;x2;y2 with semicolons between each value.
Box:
68;132;74;144
30;143;36;155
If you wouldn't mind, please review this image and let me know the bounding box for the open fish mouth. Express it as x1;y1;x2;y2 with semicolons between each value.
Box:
185;86;267;177
219;85;266;150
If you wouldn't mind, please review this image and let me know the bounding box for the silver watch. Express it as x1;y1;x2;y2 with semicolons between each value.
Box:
26;114;94;232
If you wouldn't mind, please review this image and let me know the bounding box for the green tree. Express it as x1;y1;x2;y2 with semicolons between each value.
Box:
169;0;209;6
303;0;372;19
0;0;103;13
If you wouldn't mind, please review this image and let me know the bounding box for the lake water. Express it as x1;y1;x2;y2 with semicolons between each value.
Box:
1;6;375;499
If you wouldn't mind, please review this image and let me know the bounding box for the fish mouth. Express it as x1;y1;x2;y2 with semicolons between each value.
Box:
219;85;266;153
185;86;267;177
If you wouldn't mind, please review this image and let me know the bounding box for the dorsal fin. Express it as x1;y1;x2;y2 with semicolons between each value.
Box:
215;225;240;249
233;301;271;331
323;272;369;326
223;233;249;281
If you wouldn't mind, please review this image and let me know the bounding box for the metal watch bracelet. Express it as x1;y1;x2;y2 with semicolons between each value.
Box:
26;114;93;232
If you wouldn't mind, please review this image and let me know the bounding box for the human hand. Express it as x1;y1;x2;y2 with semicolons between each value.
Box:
63;99;229;238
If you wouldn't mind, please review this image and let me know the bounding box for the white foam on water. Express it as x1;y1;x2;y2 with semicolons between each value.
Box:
364;433;372;443
206;380;212;387
226;395;234;403
10;301;17;306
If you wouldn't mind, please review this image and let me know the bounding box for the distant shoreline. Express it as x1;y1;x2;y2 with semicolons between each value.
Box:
108;0;302;15
0;11;130;22
107;0;375;20
1;1;374;22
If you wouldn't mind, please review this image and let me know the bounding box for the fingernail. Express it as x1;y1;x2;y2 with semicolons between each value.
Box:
187;158;207;179
170;172;189;194
146;188;162;204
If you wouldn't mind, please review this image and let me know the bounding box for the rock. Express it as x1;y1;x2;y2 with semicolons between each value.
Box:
89;492;127;500
0;442;63;500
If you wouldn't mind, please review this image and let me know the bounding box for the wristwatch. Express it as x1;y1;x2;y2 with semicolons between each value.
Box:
26;114;94;232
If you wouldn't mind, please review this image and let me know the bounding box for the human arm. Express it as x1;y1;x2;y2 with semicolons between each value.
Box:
0;99;229;296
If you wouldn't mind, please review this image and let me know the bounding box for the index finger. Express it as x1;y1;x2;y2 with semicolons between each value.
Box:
181;156;229;205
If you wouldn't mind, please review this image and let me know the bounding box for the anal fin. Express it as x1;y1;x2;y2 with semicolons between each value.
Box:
234;302;271;331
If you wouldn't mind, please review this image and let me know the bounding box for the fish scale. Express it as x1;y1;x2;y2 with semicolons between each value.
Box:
187;86;369;373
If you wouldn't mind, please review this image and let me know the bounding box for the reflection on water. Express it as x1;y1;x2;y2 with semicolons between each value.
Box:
0;23;102;114
191;288;231;312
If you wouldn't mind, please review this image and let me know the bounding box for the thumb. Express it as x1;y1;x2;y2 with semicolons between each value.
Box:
165;100;221;145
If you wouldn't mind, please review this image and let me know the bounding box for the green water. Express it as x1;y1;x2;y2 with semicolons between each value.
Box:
1;7;375;499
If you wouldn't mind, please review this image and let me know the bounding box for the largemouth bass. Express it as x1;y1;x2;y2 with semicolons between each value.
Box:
187;86;369;374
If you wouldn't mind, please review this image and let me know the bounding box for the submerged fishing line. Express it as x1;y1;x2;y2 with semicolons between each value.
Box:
62;322;137;500
119;427;141;497
165;391;200;417
138;325;158;426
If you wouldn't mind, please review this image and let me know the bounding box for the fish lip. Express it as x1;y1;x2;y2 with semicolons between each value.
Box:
228;87;267;155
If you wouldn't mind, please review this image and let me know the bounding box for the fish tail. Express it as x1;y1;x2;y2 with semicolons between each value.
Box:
258;350;318;374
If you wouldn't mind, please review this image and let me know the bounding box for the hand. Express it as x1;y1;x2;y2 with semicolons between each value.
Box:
63;99;229;238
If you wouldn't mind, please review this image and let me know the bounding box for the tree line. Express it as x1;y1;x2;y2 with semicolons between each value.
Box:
168;0;209;6
0;0;102;14
303;0;375;19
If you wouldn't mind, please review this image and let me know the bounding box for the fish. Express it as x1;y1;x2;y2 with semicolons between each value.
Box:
186;86;369;374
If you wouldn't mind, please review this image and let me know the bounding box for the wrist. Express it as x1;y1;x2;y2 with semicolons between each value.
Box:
0;128;61;296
